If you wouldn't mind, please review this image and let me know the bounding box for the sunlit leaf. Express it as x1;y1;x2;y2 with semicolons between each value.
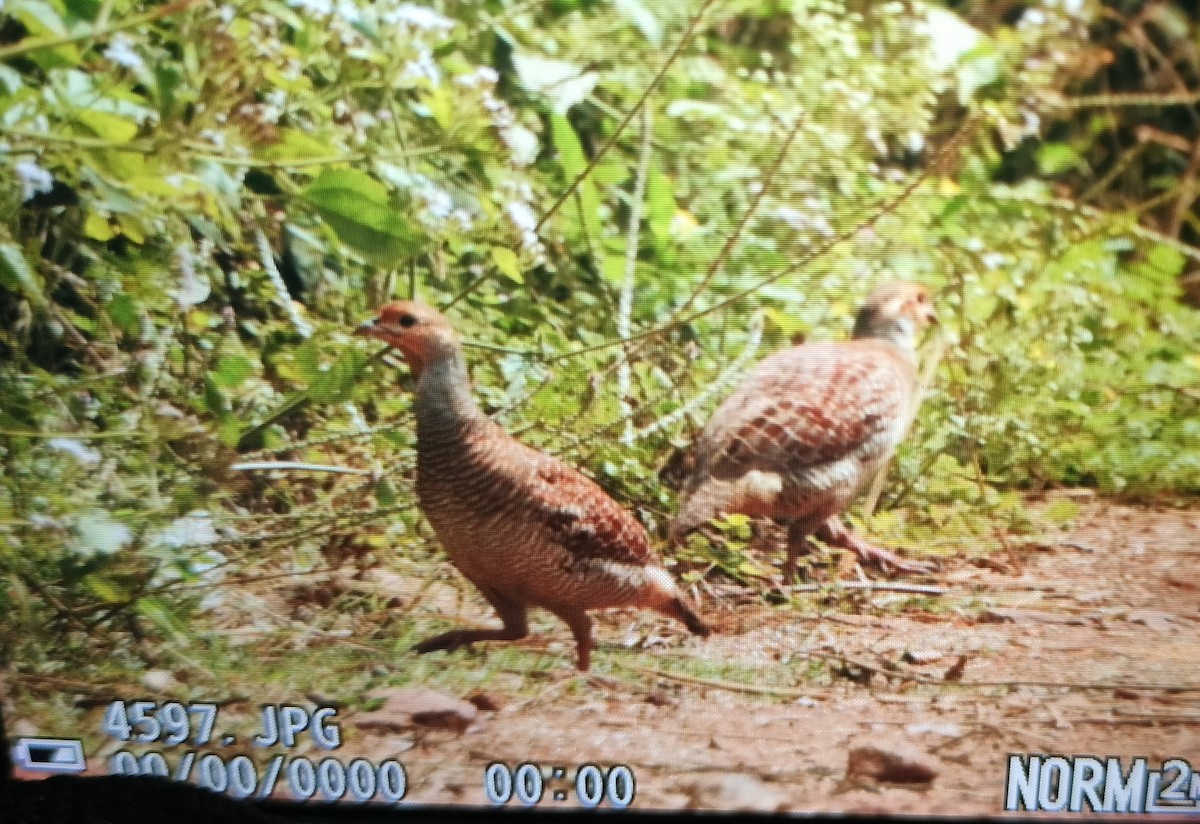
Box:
0;243;47;307
302;168;424;264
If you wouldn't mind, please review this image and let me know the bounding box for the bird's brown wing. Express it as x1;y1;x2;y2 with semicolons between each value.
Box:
522;451;657;567
694;341;915;483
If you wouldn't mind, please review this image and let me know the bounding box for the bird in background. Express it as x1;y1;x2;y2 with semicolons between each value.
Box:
670;281;939;582
355;301;711;671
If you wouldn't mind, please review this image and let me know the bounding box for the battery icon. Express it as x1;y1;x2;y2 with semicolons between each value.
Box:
12;738;87;774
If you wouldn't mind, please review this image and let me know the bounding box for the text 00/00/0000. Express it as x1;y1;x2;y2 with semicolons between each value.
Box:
109;750;407;804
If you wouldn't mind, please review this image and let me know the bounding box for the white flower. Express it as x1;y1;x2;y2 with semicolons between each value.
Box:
505;200;537;234
104;34;145;72
198;129;226;149
47;438;101;465
28;513;65;529
922;7;981;73
906;130;926;154
505;200;544;258
173;243;211;308
456;66;499;87
382;3;454;32
982;252;1006;270
401;45;441;85
422;186;453;221
499;124;539;167
774;203;833;237
1019;9;1047;28
149;511;221;550
218;5;235;23
15;158;53;201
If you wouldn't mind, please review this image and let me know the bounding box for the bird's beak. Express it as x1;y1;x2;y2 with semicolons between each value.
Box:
354;319;378;338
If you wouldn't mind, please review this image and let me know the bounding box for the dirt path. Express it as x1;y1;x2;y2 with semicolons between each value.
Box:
350;500;1200;815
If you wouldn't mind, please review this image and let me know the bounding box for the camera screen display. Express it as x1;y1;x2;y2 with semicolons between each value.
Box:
2;0;1198;818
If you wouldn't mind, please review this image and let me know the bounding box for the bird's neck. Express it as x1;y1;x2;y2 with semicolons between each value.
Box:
852;317;918;366
413;350;482;433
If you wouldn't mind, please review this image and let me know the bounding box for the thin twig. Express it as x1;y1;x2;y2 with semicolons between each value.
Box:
615;662;816;700
672;113;806;319
0;0;204;60
229;461;375;476
777;581;948;596
618;106;653;444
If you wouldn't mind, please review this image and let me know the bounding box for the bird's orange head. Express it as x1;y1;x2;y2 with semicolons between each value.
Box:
354;301;459;377
852;281;937;343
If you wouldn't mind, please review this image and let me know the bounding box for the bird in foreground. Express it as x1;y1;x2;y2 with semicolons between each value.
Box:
355;301;711;671
670;281;938;582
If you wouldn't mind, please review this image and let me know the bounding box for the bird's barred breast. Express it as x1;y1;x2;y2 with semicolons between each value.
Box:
415;419;665;609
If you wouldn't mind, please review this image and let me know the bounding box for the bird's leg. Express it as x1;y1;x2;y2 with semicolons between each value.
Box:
783;520;814;585
814;515;933;575
547;607;594;672
412;590;529;655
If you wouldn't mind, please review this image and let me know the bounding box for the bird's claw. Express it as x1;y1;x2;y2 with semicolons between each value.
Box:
413;631;471;655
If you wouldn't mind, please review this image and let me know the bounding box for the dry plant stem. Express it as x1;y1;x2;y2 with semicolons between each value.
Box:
616;662;817;700
228;461;375;476
618;106;654;444
671;114;806;320
0;0;204;61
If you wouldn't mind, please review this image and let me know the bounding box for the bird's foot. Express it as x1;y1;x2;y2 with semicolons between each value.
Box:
413;630;475;655
815;517;934;576
846;540;934;576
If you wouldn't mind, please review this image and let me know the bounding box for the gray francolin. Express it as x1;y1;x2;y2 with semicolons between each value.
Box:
670;281;938;581
356;301;710;671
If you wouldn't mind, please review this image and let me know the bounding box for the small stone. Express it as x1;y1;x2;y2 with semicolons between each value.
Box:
466;691;502;712
904;722;963;738
902;649;944;665
846;740;939;785
142;669;179;692
684;773;787;812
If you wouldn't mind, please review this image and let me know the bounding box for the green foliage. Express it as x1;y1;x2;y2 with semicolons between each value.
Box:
0;0;1197;693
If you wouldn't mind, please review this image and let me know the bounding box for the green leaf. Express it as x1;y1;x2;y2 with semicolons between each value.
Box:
106;293;139;336
646;168;677;238
302;169;424;264
84;573;131;604
210;355;255;389
84;211;117;241
0;243;47;308
550;112;586;180
374;477;398;507
75;109;140;143
308;349;367;404
136;596;189;642
8;0;81;67
1036;142;1083;176
491;247;524;283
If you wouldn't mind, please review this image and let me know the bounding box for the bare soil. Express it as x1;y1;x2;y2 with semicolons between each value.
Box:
348;499;1200;815
9;499;1198;817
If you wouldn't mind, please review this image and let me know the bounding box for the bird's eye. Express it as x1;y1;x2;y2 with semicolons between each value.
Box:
398;313;417;328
